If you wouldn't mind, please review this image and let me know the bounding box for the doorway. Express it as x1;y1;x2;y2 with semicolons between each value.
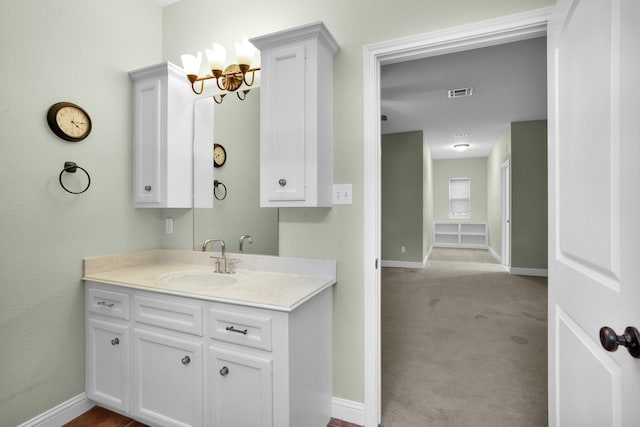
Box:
363;7;552;426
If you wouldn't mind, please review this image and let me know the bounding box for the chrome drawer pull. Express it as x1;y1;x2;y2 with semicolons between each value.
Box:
97;301;115;308
225;326;248;335
220;366;229;376
111;337;119;346
181;356;191;365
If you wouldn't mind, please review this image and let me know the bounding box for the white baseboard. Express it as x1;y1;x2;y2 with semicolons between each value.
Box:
332;397;365;425
17;393;92;427
488;246;502;263
510;267;548;277
20;394;364;427
381;247;430;269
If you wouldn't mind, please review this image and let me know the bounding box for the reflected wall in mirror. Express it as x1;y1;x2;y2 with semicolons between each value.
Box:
193;90;279;255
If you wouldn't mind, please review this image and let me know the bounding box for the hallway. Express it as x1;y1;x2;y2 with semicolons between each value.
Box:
381;248;547;426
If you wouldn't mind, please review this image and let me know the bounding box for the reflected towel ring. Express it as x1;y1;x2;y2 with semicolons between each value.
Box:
59;161;91;194
214;179;227;200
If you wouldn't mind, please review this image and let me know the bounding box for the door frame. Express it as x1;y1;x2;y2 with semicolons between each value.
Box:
502;159;511;268
362;7;552;426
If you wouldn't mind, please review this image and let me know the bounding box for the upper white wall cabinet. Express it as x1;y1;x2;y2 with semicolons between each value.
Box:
129;62;194;208
251;22;339;207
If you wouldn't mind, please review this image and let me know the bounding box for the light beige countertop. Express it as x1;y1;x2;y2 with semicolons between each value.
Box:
83;249;337;312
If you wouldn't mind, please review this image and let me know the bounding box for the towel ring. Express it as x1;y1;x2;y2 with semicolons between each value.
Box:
59;161;91;194
214;179;227;200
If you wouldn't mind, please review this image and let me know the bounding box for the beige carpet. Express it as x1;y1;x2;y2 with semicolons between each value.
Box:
381;248;548;427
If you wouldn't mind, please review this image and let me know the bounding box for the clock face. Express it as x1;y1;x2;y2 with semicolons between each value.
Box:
47;102;92;142
213;143;226;167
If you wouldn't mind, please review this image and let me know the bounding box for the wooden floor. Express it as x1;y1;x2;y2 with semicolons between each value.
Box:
65;406;362;427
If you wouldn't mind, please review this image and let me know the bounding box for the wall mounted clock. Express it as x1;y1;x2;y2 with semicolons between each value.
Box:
47;102;92;142
213;143;226;167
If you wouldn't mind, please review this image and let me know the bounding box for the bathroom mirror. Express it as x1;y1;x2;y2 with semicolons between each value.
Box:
193;90;279;255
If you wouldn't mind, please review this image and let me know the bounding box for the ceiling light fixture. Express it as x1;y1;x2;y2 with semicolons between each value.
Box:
181;38;260;104
448;87;473;98
453;143;470;151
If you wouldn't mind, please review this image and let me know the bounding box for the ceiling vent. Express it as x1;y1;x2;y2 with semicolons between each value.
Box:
448;87;473;98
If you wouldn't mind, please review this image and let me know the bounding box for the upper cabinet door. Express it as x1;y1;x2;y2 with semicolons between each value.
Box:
129;62;194;208
252;22;339;208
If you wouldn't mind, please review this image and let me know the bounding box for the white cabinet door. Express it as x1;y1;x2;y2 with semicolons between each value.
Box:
252;22;338;208
86;319;130;413
208;346;273;427
133;329;203;427
548;0;640;425
129;62;194;208
261;43;307;203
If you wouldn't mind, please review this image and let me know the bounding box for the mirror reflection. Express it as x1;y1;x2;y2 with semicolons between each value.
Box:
193;90;279;255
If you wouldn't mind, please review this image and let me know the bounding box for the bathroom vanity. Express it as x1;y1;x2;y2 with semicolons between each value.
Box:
83;250;336;427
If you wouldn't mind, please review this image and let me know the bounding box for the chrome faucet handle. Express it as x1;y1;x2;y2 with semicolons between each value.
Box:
239;235;253;253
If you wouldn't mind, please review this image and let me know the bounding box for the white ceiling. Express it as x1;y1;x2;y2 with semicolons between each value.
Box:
380;37;547;159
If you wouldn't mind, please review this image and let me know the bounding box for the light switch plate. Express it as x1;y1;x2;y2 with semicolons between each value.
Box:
333;184;353;205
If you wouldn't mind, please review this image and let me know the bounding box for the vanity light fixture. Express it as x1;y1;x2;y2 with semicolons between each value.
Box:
181;38;260;104
453;143;470;151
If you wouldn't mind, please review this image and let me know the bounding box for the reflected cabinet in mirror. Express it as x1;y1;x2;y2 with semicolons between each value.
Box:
193;90;279;255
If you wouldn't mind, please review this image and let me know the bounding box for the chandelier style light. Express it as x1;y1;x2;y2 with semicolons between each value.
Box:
181;38;260;104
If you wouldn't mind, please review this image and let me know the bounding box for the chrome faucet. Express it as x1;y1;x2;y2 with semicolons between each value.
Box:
202;238;225;258
239;235;253;253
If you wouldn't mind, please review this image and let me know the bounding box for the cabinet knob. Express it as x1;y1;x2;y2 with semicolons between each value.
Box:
219;366;229;377
111;337;119;346
278;179;287;187
181;355;191;365
144;185;152;191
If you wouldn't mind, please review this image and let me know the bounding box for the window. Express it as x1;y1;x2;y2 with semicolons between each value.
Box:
449;177;470;218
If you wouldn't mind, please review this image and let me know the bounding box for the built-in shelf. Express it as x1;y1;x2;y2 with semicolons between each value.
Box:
433;221;488;248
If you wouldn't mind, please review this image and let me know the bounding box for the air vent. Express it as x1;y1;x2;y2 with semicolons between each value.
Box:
448;87;473;98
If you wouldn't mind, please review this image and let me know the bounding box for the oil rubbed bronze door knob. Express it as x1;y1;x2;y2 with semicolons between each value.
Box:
599;326;640;358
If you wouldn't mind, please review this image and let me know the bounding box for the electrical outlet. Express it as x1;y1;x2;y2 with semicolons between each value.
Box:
401;246;406;253
165;217;174;234
333;184;353;205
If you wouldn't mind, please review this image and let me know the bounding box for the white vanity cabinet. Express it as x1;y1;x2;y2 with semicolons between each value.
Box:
129;62;194;208
251;22;339;207
85;280;333;427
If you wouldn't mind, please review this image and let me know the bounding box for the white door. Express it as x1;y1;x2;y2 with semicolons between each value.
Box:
548;0;640;426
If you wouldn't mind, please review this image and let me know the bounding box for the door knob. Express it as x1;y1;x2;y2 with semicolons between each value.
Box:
599;326;640;358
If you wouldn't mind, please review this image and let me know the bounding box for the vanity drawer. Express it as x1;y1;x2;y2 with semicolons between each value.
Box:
208;308;272;351
87;287;130;320
134;295;203;336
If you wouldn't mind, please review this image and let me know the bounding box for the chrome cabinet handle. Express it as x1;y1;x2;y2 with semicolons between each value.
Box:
278;179;287;187
144;185;152;191
181;356;191;365
219;366;229;376
225;326;248;335
111;337;119;346
97;301;114;308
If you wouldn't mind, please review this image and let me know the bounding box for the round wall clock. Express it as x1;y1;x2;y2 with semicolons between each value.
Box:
47;102;92;142
213;143;226;167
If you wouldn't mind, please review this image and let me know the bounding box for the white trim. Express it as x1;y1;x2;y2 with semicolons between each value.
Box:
488;246;502;263
16;394;92;427
332;397;366;425
510;267;548;277
363;6;552;426
381;259;425;269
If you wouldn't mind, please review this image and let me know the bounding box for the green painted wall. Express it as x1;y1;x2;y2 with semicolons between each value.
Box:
487;126;511;257
433;158;488;221
382;131;424;263
511;120;548;269
424;142;435;257
0;1;163;425
1;1;556;423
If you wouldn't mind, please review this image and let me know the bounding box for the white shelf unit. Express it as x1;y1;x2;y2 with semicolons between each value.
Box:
433;221;488;248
